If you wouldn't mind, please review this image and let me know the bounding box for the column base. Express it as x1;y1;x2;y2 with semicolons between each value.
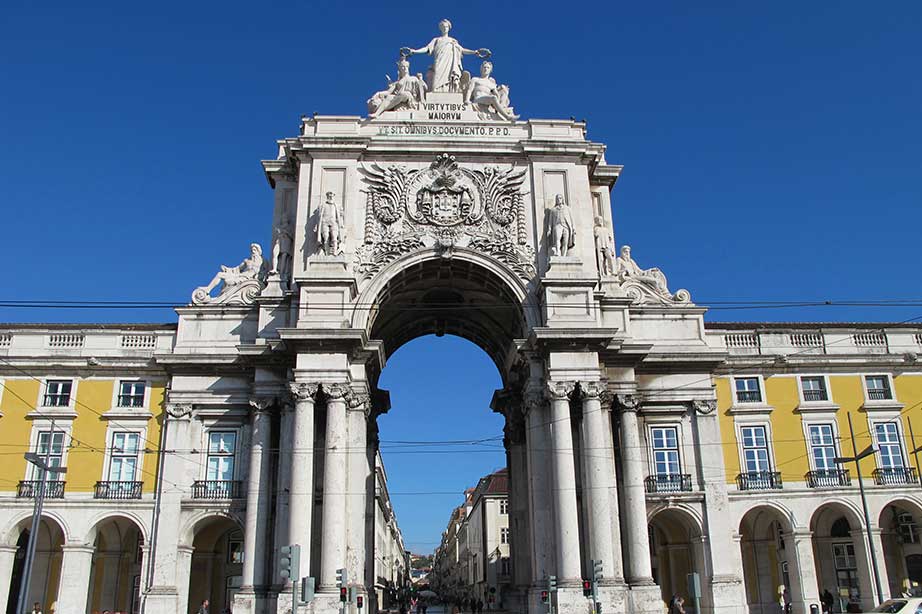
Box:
553;586;590;614
627;582;664;614
709;575;744;614
142;587;178;614
233;588;273;614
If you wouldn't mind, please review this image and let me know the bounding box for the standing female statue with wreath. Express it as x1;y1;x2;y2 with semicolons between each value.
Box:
401;19;491;93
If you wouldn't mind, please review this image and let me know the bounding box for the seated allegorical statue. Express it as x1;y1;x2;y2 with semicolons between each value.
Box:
615;245;669;293
368;59;427;118
192;243;267;305
464;61;518;121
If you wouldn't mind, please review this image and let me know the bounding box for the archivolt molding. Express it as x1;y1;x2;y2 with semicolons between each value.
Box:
350;248;534;334
82;510;151;545
179;510;244;548
737;500;798;534
1;510;71;547
647;502;706;537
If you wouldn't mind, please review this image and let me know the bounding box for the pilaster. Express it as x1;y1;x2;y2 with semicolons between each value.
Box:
56;543;96;614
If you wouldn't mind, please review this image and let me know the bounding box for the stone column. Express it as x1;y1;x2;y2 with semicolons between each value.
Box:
579;383;622;584
524;387;553;600
321;383;349;590
288;383;319;579
0;545;18;614
783;530;820;614
55;543;96;614
143;402;193;614
242;398;274;593
273;395;296;585
615;394;654;584
176;545;195;614
690;399;746;612
546;381;582;585
346;388;371;606
506;409;532;594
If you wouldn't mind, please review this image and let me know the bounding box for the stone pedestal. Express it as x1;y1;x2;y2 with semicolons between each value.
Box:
56;544;96;614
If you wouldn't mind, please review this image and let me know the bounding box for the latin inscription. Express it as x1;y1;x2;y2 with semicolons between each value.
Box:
376;125;513;137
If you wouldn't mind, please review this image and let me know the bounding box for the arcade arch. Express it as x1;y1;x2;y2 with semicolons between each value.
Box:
878;499;922;600
809;502;872;611
2;515;65;614
85;515;146;614
739;505;797;614
185;515;245;614
648;507;707;610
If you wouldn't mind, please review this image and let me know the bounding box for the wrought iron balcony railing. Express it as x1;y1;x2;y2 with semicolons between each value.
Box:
17;480;65;498
192;480;243;499
805;469;851;488
645;474;693;493
872;467;918;486
736;471;783;491
94;481;143;500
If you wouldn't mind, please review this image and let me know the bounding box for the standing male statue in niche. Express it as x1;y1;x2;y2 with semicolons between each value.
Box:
271;213;293;279
546;194;575;257
401;19;491;93
317;191;343;256
593;216;616;276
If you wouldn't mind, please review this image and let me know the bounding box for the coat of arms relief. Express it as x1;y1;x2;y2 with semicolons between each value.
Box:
356;154;535;280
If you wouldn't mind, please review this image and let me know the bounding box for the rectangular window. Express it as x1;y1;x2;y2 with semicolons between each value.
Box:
808;424;837;471
740;425;771;473
833;543;860;602
206;431;237;481
735;377;762;403
500;557;511;576
499;499;508;515
228;538;244;564
874;423;904;468
866;376;893;401
117;381;146;408
33;431;65;479
42;380;72;407
898;513;919;544
651;426;681;475
500;527;510;544
801;377;829;402
108;432;141;482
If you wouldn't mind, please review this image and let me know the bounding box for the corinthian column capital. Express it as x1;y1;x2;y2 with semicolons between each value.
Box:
691;399;717;415
346;389;372;414
324;382;349;401
615;393;641;412
288;382;320;402
580;381;606;401
249;396;275;412
546;380;577;401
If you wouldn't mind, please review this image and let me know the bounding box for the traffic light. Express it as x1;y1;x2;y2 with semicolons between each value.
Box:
548;575;557;593
280;545;301;582
336;568;348;603
340;587;348;603
595;602;602;614
540;591;549;604
300;577;315;603
592;560;604;585
582;580;592;597
357;595;364;609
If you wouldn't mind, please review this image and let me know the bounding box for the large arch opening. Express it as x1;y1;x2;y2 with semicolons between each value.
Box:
739;505;797;614
878;499;922;600
649;507;707;611
363;255;528;611
184;515;244;614
86;515;145;614
3;515;65;614
809;503;873;612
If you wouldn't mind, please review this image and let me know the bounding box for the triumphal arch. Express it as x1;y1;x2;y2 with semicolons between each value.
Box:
151;20;744;614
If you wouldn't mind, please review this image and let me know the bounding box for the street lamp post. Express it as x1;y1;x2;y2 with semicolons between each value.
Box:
15;437;67;614
834;413;884;605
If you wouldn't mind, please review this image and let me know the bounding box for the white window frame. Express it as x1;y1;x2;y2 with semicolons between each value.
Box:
797;375;833;404
863;374;896;403
499;499;508;515
25;422;72;481
105;430;144;483
733;376;764;404
39;378;76;409
871;419;907;470
203;429;240;482
736;421;775;475
804;422;840;472
648;424;683;476
500;527;510;544
113;379;149;410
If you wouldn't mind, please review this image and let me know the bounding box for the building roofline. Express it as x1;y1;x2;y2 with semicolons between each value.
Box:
705;321;922;330
0;322;177;330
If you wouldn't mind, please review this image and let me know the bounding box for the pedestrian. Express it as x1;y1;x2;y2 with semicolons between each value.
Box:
197;599;210;614
668;595;685;614
821;589;834;613
477;599;484;614
30;603;42;614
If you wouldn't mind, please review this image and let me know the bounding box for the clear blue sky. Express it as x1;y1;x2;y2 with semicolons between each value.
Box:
2;1;921;552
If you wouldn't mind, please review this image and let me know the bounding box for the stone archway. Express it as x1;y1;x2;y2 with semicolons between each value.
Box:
878;498;922;600
648;507;707;613
1;515;65;614
739;505;802;614
809;502;874;612
86;515;146;614
184;515;244;614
